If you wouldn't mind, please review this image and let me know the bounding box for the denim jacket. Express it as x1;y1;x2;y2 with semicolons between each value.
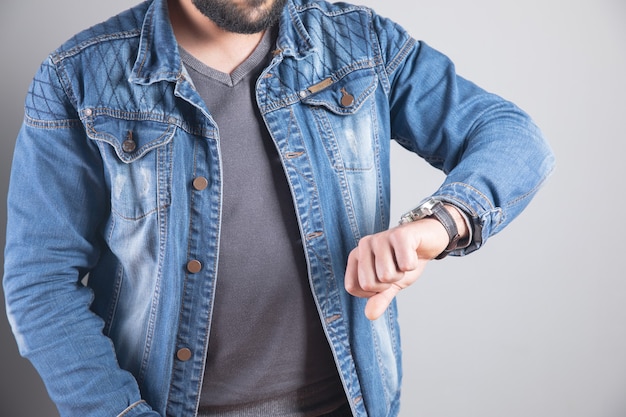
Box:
3;0;554;416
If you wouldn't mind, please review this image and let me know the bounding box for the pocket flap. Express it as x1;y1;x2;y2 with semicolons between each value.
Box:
300;67;377;115
85;114;175;163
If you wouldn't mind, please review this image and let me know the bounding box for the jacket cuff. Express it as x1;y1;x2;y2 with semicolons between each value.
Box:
116;400;161;417
430;182;501;256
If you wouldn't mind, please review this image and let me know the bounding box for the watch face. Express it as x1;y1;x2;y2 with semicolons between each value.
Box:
417;198;439;217
400;198;444;224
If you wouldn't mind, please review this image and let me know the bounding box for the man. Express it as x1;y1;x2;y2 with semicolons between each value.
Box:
3;0;554;416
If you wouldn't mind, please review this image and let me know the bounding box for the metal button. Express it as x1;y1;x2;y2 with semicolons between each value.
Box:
187;260;202;274
122;131;137;153
192;177;209;191
176;348;192;362
340;88;354;107
122;139;137;153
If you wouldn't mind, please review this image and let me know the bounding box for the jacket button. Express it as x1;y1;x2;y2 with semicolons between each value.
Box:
192;177;209;191
176;348;192;362
340;87;355;107
187;260;202;273
122;139;137;153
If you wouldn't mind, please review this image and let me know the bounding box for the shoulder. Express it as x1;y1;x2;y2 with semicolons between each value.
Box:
291;0;412;46
50;1;151;63
292;0;370;14
290;0;416;73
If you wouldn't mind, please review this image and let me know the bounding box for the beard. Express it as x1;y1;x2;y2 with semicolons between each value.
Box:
191;0;288;34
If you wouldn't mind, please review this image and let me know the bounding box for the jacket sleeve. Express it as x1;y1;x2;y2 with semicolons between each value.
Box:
373;14;555;254
3;57;160;417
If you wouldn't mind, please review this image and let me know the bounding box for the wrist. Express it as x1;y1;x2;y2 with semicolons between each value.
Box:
399;198;473;259
442;204;471;248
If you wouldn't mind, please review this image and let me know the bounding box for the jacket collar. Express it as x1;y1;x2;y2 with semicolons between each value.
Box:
129;0;315;85
275;0;316;60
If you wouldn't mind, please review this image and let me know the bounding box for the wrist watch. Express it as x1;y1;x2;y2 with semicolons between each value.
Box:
399;198;461;259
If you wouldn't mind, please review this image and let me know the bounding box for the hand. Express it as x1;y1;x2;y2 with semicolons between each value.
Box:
344;217;450;320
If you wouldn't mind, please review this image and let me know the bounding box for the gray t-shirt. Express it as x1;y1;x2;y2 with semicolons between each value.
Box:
180;30;346;416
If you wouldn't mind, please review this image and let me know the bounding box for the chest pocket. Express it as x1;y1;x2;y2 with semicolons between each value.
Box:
300;67;378;171
85;114;175;220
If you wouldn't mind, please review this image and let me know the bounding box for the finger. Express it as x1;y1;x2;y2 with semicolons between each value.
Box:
389;226;420;272
345;249;377;298
372;237;404;283
356;240;392;294
391;241;419;272
364;283;403;321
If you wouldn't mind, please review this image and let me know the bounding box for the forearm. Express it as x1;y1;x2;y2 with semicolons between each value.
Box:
390;42;554;251
3;122;155;417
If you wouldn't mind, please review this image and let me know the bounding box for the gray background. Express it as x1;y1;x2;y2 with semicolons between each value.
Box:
1;0;624;416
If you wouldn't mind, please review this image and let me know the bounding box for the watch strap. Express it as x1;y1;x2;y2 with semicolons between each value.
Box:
399;199;461;259
429;203;461;259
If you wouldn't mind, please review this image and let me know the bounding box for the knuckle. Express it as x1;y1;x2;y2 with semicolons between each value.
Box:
396;257;417;272
387;227;407;245
377;270;399;283
360;282;377;293
357;234;373;247
344;276;357;292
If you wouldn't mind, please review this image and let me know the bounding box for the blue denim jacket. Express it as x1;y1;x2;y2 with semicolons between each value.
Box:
3;0;554;416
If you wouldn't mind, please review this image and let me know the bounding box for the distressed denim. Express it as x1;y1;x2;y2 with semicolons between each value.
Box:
3;0;555;416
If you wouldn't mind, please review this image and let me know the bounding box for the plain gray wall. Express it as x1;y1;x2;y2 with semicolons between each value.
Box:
1;0;624;416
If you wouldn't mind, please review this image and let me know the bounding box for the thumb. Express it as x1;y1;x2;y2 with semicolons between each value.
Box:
364;284;402;321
